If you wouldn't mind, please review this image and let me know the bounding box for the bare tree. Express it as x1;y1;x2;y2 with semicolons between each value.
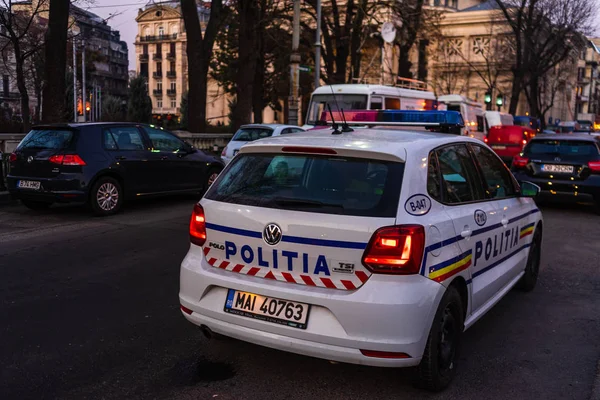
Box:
532;54;577;126
430;37;468;95
0;0;48;129
495;0;593;116
180;0;227;132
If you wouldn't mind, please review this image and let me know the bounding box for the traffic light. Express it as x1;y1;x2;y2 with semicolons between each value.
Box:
484;92;492;104
496;94;503;107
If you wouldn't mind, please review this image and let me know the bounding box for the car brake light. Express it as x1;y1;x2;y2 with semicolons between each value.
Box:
190;203;207;246
588;160;600;172
484;137;488;143
360;349;411;359
512;155;529;168
221;146;227;157
9;153;17;163
49;154;86;166
281;146;337;155
362;225;425;275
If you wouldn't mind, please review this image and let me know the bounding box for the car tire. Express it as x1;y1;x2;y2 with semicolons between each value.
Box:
414;286;464;392
90;176;123;216
204;167;222;192
516;227;542;291
21;199;52;211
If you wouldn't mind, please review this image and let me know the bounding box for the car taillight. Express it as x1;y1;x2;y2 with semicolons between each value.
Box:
189;203;207;246
512;155;529;168
49;154;86;166
362;225;425;275
588;160;600;172
9;153;17;163
484;137;488;143
221;146;227;157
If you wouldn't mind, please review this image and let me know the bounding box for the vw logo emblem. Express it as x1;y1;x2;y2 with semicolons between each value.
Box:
263;223;282;246
27;156;33;163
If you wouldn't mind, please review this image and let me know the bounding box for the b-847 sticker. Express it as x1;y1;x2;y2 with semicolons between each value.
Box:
404;194;432;216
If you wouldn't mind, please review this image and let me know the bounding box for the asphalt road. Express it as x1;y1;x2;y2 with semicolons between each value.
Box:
1;197;599;400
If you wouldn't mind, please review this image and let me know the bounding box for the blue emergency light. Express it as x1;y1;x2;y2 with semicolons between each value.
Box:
323;110;464;133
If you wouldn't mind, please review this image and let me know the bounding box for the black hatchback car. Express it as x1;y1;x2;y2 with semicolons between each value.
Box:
511;134;600;212
7;123;224;215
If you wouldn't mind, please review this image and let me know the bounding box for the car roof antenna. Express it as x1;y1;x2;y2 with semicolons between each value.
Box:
327;104;341;135
329;85;354;133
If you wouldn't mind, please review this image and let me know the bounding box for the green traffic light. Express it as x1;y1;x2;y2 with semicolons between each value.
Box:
496;95;503;106
484;93;492;104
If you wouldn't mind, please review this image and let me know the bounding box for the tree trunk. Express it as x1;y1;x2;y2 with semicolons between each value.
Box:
398;44;413;79
12;42;31;131
231;1;258;130
252;10;265;124
42;0;70;123
508;71;522;115
528;74;540;119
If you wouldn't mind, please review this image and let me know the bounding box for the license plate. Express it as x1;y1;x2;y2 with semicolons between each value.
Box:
541;164;574;173
224;289;310;329
18;180;41;190
491;145;507;150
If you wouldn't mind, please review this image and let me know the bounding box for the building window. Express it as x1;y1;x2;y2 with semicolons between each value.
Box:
3;74;9;96
472;37;490;56
158;26;164;37
433;0;441;5
156;61;162;74
156;43;162;56
170;82;176;90
171;100;176;108
143;44;148;55
140;63;148;78
157;81;162;91
157;100;163;108
578;68;585;81
170;42;176;54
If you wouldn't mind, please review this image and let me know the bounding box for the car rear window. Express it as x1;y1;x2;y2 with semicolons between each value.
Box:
206;153;404;217
17;129;74;150
526;140;599;156
232;128;274;142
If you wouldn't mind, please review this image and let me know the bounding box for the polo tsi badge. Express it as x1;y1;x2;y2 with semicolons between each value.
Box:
263;223;282;245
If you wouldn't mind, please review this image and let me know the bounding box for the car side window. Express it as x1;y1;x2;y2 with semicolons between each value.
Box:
104;127;145;151
427;151;442;202
436;144;485;204
470;145;517;199
280;128;292;135
144;127;185;152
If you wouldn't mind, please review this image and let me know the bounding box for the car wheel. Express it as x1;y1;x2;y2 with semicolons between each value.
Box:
205;167;222;191
21;199;52;211
517;227;542;291
414;286;464;392
415;286;464;392
90;177;123;216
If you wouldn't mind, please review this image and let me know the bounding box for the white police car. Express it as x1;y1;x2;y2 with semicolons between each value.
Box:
179;110;543;391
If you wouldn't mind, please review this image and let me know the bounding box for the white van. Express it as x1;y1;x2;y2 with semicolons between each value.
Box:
437;95;486;141
304;84;437;128
485;111;514;129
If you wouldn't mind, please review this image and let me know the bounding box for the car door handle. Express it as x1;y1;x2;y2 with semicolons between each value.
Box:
115;156;126;161
461;226;472;239
501;217;509;227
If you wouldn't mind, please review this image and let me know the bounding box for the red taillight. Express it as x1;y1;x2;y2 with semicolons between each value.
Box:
221;146;227;157
512;155;529;168
9;153;17;163
361;225;425;275
484;137;488;143
49;154;86;166
360;349;411;359
180;305;193;315
588;160;600;172
281;146;337;155
190;203;207;246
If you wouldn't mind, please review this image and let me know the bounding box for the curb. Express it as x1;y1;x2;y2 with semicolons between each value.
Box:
591;359;600;400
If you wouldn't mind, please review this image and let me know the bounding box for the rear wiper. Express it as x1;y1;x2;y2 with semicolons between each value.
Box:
272;197;344;209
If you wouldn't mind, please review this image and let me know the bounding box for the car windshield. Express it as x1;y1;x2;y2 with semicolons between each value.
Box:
232;127;274;142
306;94;368;125
526;140;599;156
206;153;403;217
17;129;74;150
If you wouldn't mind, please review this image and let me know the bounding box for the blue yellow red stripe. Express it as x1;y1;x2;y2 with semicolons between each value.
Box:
428;250;472;283
520;223;535;239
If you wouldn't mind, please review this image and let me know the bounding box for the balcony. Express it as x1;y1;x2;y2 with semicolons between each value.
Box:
140;33;178;42
166;71;176;79
139;53;149;62
153;53;162;61
167;89;177;97
166;52;175;60
152;72;162;79
153;89;163;97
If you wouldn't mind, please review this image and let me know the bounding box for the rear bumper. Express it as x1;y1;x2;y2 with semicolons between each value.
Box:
180;245;446;368
512;173;600;202
7;174;87;203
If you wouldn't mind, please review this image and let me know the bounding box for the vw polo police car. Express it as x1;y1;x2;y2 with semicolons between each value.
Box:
179;110;543;391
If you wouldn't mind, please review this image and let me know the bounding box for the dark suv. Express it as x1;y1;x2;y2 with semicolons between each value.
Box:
7;123;224;215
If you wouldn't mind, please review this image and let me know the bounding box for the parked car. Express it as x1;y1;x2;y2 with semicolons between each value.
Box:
7;123;224;215
514;116;541;132
485;125;536;164
511;134;600;213
221;124;306;165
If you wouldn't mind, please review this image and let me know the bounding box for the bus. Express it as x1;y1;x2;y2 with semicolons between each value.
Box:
437;95;486;141
304;83;437;128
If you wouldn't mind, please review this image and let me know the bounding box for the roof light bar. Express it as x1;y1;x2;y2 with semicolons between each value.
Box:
321;110;464;129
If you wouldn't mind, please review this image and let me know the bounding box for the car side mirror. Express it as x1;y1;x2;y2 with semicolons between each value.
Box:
520;181;540;198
